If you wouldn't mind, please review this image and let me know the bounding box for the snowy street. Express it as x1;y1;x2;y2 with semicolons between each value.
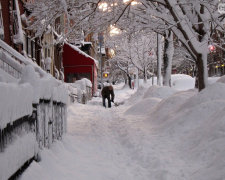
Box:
20;77;225;180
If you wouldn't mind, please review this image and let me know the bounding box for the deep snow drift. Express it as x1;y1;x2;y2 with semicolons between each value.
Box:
20;75;225;180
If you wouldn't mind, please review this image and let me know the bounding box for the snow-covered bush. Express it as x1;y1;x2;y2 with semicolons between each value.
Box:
69;78;92;104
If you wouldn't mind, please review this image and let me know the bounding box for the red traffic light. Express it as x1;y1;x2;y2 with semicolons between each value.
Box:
209;45;216;52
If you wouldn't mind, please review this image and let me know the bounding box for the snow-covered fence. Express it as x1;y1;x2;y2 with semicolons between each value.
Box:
0;80;68;179
35;100;66;149
0;58;22;79
0;40;26;80
0;82;37;180
0;40;68;179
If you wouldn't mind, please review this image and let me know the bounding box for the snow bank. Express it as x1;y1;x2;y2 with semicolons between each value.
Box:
143;85;177;99
171;74;195;90
184;107;225;180
125;97;161;115
158;82;225;179
125;80;225;179
69;78;92;103
72;78;92;91
216;75;225;84
148;89;197;126
208;76;220;84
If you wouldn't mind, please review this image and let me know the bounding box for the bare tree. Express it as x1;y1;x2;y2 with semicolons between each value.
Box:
106;31;157;85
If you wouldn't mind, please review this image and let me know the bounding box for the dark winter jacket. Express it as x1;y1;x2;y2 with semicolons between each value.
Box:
101;85;115;101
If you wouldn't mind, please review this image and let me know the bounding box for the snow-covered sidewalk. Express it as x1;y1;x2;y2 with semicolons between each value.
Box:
21;83;187;180
21;77;225;180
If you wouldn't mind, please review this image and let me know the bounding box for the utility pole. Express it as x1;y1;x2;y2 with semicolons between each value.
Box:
157;33;162;86
98;33;104;89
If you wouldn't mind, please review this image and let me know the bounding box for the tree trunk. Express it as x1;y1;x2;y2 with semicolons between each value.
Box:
157;33;162;86
196;53;208;91
144;67;147;83
163;31;174;87
128;75;132;88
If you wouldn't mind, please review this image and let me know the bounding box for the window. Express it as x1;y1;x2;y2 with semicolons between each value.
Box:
31;40;35;59
12;0;18;36
0;2;4;40
48;48;50;57
27;37;31;56
23;34;27;53
45;48;47;58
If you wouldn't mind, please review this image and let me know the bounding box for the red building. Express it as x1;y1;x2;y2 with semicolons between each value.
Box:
63;42;98;95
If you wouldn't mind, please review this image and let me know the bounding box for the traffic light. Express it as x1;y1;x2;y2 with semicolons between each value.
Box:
103;72;109;78
209;45;216;52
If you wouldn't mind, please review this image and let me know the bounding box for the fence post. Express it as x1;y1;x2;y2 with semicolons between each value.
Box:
0;129;3;152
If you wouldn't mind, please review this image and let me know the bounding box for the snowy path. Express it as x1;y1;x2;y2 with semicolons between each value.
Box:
21;84;192;180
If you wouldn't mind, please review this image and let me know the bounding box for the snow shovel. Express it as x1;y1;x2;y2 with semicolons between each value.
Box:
112;101;124;107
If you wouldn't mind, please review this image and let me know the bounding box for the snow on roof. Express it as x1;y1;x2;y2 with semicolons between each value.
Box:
81;41;92;46
65;41;99;67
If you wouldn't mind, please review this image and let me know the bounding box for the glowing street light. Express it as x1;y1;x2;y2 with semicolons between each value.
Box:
109;25;121;36
98;2;108;11
123;0;140;5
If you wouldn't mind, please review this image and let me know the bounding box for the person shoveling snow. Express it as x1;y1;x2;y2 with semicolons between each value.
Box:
101;84;115;108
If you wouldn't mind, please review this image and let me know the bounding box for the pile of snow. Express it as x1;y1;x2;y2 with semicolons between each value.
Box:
148;89;197;126
125;84;150;105
69;78;92;103
143;85;177;99
71;78;92;90
171;74;195;90
125;97;161;115
208;76;220;84
216;75;225;83
158;82;225;179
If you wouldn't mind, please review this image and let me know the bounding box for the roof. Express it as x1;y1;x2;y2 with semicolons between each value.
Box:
64;42;99;67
